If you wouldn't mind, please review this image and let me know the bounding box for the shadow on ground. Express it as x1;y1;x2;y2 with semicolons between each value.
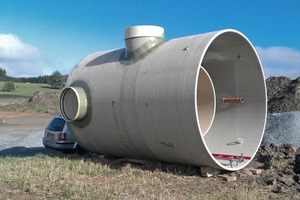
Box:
0;146;59;157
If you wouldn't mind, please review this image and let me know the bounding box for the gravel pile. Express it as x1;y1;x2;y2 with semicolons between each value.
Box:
262;111;300;147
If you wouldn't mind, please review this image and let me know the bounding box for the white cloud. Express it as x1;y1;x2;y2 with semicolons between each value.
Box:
0;34;42;77
1;35;299;79
255;46;300;79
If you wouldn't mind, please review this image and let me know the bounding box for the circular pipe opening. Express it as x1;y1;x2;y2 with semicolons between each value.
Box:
60;87;87;122
201;30;267;170
196;66;216;136
124;25;164;40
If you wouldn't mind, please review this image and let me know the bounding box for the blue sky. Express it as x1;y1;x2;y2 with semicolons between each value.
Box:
0;0;299;78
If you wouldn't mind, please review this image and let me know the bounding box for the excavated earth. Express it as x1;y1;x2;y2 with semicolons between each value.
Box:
267;76;300;113
0;76;300;199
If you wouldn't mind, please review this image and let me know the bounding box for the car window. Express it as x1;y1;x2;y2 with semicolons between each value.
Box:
47;118;65;131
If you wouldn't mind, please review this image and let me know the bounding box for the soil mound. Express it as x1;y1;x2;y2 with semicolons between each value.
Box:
27;91;59;107
267;76;300;113
240;144;300;197
22;91;60;113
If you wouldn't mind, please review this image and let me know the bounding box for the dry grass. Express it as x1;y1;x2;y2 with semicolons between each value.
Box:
0;153;266;199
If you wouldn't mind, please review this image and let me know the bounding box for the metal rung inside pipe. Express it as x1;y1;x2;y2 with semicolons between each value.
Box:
220;97;244;103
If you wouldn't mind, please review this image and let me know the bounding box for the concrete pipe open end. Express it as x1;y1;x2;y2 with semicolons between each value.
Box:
197;30;267;171
60;87;87;122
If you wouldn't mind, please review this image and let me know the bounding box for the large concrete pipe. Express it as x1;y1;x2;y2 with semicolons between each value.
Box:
60;25;267;171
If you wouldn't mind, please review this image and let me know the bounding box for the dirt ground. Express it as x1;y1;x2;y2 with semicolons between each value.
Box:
0;111;300;199
0;111;55;143
0;111;55;129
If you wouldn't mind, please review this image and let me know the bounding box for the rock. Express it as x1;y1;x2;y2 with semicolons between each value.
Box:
282;144;297;154
273;185;285;193
218;175;237;182
285;169;296;176
278;175;295;187
293;175;300;183
278;172;284;177
250;169;262;175
294;163;300;174
266;179;277;185
200;167;221;177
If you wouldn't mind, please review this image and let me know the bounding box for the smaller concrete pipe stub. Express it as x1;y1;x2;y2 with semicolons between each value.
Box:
124;25;164;59
60;87;87;122
124;25;164;41
60;26;267;171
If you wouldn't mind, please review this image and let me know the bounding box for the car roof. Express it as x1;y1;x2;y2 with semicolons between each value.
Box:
54;115;64;119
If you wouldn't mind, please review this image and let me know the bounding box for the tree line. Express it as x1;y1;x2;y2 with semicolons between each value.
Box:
0;68;68;89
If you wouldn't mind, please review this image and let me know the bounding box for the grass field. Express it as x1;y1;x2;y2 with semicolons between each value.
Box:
0;82;59;98
0;81;60;113
0;153;263;200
